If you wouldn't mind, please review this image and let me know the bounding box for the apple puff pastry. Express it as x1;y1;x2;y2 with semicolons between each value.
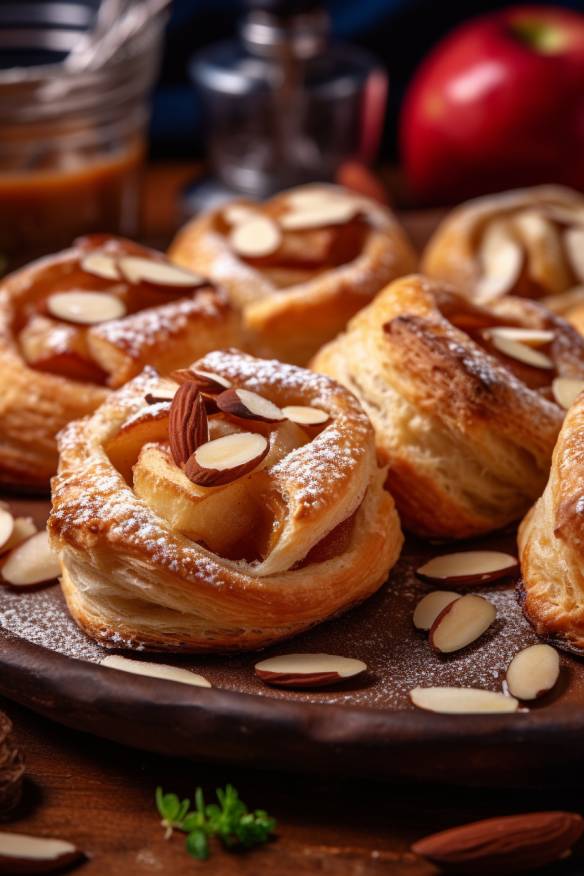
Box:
313;274;584;539
422;186;584;322
48;350;403;652
519;390;584;654
168;184;416;365
0;234;239;489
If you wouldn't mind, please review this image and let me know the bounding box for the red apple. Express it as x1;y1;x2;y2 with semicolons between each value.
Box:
400;5;584;204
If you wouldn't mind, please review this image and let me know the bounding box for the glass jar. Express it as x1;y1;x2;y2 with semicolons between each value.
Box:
192;3;387;198
0;2;165;270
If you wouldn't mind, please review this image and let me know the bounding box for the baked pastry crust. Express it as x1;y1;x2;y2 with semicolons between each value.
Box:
49;350;403;652
312;274;584;539
168;184;416;365
0;235;239;489
519;392;584;654
422;185;584;315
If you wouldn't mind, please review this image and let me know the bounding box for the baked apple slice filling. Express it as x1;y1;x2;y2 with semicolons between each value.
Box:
14;235;220;387
105;368;359;570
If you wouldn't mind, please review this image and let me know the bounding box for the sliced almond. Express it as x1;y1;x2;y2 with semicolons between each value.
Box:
229;216;281;258
280;200;358;231
118;256;206;287
0;517;36;557
410;686;519;714
565;227;584;283
506;644;560;701
170;369;232;394
281;405;330;426
416;550;518;586
413;591;460;632
169;382;208;467
489;334;554;369
184;432;268;487
0;832;83;873
429;594;496;654
476;220;523;302
217;388;285;423
543;284;584;315
80;251;121;281
285;188;352;210
255;653;366;688
223;204;258;225
101;655;211;688
513;210;570;294
0;509;14;552
47;291;126;325
552;376;584;409
1;530;60;587
483;326;555;347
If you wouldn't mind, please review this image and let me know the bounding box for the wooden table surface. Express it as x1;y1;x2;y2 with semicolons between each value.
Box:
2;164;584;876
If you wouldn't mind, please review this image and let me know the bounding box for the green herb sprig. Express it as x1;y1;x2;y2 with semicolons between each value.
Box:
156;784;276;860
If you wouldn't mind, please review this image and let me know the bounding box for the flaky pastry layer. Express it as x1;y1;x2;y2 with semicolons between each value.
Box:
49;351;403;652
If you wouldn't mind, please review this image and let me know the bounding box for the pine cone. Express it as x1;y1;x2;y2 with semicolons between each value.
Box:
0;711;24;814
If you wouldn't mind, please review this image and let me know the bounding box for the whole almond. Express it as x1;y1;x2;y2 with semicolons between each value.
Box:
169;383;208;467
411;811;583;875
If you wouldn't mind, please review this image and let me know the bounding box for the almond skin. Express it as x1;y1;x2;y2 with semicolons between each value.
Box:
411;811;584;875
169;383;208;467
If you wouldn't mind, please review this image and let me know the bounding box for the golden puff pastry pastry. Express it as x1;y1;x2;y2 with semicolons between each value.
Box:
312;274;584;540
48;350;403;652
518;390;584;654
0;234;240;489
422;186;584;321
168;184;416;365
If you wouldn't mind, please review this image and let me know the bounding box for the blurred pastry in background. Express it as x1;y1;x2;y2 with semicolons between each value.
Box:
0;234;239;489
313;274;584;539
169;184;416;365
422;186;584;324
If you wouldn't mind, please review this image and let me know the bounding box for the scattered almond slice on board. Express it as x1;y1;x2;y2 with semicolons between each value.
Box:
255;653;366;688
429;594;496;653
101;655;211;688
0;509;14;552
1;530;60;587
0;517;37;557
410;686;519;714
506;644;560;701
416;550;518;586
0;832;84;874
47;291;126;325
413;591;460;631
552;376;584;409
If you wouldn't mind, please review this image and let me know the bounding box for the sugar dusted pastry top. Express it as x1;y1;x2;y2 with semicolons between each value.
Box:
49;350;402;652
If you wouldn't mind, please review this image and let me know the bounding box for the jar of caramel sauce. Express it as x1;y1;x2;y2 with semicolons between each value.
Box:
0;2;165;270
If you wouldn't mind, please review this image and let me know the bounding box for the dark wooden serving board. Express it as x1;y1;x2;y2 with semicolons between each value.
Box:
1;493;583;788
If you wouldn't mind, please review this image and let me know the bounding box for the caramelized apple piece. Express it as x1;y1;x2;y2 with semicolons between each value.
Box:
104;405;170;482
19;315;107;384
